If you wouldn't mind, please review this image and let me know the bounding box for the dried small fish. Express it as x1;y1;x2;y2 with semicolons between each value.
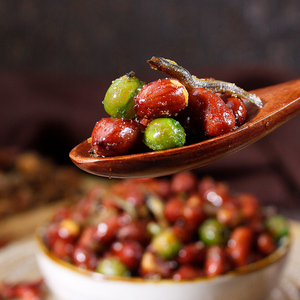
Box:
147;56;263;108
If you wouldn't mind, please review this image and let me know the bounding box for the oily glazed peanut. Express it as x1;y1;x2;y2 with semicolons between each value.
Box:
227;226;253;267
188;88;236;136
222;95;247;126
91;118;142;156
134;78;188;119
205;246;227;276
44;172;286;279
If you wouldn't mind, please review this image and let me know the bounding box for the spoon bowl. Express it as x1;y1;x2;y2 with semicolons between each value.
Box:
70;79;300;178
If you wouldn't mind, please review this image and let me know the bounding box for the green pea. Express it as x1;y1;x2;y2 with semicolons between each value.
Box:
265;214;289;241
103;72;144;119
144;118;186;151
151;229;182;260
199;218;228;245
96;257;130;277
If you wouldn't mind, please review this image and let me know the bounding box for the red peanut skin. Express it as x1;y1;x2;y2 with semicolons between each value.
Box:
52;238;74;260
116;220;151;246
93;215;121;244
112;241;143;271
177;242;205;265
72;244;98;270
188;88;236;136
256;232;276;255
173;265;204;280
227;226;253;267
170;171;198;194
134;78;188;119
223;96;247;126
91;118;142;156
205;246;227;276
164;196;184;223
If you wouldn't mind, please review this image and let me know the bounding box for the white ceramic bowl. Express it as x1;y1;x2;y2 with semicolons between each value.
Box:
35;228;291;300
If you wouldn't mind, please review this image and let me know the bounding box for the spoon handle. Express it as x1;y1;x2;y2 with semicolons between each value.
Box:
251;79;300;134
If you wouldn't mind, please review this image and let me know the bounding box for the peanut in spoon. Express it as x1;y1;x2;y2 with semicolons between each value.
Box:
70;78;300;178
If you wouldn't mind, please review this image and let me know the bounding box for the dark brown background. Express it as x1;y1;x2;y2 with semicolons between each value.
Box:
0;0;299;219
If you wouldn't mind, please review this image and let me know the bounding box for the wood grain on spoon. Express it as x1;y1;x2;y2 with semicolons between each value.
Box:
70;79;300;179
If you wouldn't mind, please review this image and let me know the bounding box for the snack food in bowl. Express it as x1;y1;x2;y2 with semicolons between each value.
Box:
35;172;290;300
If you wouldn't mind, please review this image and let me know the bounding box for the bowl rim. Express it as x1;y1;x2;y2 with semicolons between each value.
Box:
35;225;291;284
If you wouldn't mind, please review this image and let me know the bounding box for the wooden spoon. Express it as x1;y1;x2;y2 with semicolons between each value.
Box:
70;79;300;179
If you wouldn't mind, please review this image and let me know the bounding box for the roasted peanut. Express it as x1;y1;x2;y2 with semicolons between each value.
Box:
134;78;188;119
72;244;98;270
177;242;205;265
187;88;236;136
227;226;253;267
205;246;227;276
256;232;276;255
173;265;204;280
222;95;247;126
112;241;143;271
91;118;143;156
170;171;198;194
